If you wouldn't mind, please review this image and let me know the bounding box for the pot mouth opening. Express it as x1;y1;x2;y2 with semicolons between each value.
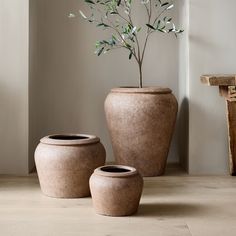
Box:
40;134;100;146
95;165;138;177
49;135;89;140
100;166;131;173
111;87;172;94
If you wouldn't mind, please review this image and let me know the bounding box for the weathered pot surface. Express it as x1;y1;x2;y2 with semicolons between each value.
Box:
90;165;143;217
105;86;178;177
35;134;106;198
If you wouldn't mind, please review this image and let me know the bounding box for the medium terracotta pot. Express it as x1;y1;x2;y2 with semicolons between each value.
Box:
90;165;143;216
35;134;106;198
105;87;178;177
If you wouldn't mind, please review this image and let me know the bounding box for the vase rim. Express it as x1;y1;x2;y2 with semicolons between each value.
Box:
111;86;172;94
40;134;100;146
94;165;138;178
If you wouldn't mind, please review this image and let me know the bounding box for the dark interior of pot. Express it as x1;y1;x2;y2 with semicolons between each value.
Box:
120;86;138;88
49;135;88;140
101;166;131;173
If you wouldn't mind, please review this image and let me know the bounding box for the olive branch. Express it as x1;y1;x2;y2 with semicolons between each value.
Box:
71;0;183;88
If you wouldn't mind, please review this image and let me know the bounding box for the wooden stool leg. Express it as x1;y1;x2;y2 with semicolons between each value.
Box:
226;100;236;175
201;75;236;175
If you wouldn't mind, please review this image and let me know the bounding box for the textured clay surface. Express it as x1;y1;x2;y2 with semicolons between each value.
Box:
90;165;143;216
105;87;178;177
35;134;106;198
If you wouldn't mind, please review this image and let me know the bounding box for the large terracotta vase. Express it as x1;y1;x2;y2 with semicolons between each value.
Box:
35;134;106;198
104;87;178;177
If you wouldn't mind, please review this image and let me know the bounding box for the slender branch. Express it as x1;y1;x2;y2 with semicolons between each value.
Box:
141;31;153;64
108;45;124;51
149;0;152;23
97;3;140;62
122;0;143;87
123;1;141;63
100;12;138;59
114;8;139;59
141;0;153;65
153;3;172;26
109;46;139;63
132;47;139;63
117;12;131;25
144;4;150;18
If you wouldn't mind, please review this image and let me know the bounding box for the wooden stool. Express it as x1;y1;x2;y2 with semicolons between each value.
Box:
201;74;236;176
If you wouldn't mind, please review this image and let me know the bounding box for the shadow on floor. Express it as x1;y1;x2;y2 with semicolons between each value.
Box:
164;163;188;176
137;202;206;217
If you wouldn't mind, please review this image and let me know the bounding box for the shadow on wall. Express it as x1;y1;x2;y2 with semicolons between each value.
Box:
178;97;189;172
177;93;229;174
188;96;229;175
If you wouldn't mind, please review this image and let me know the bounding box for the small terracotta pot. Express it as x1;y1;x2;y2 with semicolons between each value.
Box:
89;165;143;217
105;87;178;177
35;134;106;198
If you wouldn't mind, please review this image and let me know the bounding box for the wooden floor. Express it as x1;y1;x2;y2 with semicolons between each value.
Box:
1;168;236;236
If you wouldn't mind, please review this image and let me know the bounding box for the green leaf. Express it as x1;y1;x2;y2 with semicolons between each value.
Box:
79;10;87;19
84;0;95;4
68;13;76;18
96;23;110;28
129;51;132;60
97;47;104;56
167;4;174;10
158;29;167;33
161;2;169;7
146;24;155;30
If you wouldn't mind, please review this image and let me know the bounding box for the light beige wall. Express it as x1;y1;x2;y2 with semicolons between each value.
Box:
188;0;236;174
0;0;29;174
29;0;236;175
29;0;181;165
1;0;232;175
